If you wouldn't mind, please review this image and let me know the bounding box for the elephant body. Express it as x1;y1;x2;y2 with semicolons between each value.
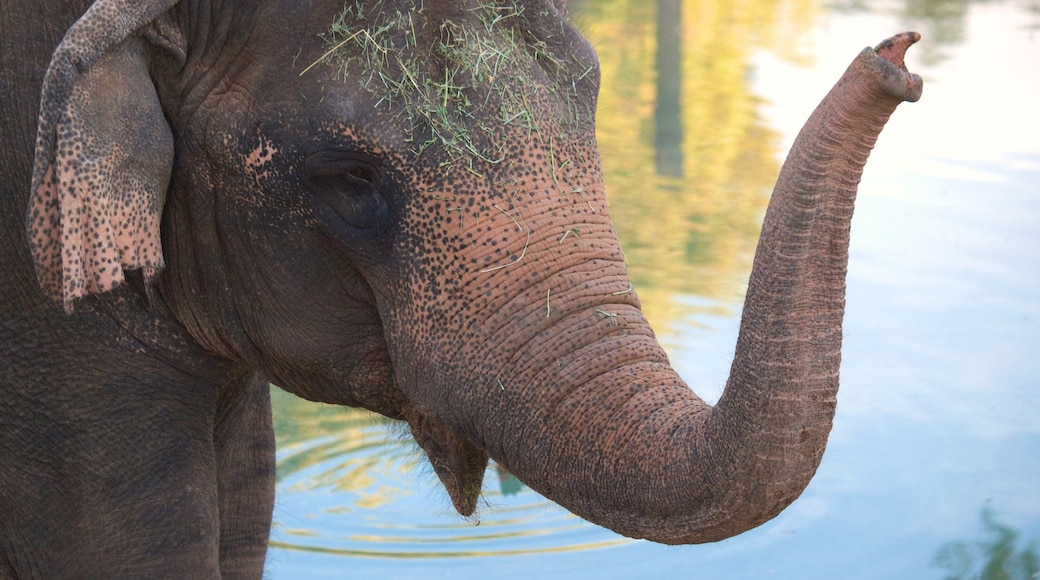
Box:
0;0;921;577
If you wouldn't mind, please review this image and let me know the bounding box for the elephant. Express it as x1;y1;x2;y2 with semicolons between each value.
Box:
0;0;923;576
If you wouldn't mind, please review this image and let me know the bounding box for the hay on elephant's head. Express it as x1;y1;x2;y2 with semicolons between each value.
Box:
302;0;594;167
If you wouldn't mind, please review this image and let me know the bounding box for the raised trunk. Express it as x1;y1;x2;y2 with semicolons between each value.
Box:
482;34;923;544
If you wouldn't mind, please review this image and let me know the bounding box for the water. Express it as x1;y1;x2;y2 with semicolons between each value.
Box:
266;1;1040;577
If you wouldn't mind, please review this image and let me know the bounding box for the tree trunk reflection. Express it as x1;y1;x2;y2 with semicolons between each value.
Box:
655;0;684;177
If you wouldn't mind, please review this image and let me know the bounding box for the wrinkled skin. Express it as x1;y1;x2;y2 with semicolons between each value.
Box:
0;0;922;577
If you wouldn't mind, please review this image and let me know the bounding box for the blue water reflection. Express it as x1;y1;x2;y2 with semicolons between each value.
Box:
267;1;1040;577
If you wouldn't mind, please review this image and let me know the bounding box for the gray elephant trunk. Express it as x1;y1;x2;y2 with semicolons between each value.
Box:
457;33;923;544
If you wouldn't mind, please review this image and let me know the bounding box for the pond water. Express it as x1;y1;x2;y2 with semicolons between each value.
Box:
266;0;1040;577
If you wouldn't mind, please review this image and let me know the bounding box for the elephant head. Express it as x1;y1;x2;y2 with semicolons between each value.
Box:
26;0;921;544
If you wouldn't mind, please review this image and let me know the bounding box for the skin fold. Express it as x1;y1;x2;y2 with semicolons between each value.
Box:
0;0;922;577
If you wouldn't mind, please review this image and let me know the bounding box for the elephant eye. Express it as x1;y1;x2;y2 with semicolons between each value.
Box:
304;151;382;190
303;151;390;232
343;164;377;187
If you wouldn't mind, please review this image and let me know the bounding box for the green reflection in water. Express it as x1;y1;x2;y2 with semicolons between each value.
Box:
272;388;422;512
933;506;1040;580
272;384;394;447
575;0;817;335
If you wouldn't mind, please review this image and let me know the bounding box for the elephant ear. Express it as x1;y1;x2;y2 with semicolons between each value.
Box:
27;0;182;312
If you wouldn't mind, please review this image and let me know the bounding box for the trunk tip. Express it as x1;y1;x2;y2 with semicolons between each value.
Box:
874;31;920;69
867;32;924;102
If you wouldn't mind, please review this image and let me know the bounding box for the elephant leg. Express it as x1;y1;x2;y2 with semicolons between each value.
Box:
0;552;12;580
0;375;224;577
213;372;275;578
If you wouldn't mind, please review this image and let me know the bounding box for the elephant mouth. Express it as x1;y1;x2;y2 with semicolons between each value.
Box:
404;407;489;516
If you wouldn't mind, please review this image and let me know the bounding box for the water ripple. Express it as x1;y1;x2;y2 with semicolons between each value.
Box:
271;411;630;559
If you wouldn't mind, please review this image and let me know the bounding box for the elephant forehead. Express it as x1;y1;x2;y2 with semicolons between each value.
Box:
305;0;596;165
392;128;610;295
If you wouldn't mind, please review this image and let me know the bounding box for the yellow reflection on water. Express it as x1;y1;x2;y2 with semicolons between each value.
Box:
267;537;630;559
577;0;818;334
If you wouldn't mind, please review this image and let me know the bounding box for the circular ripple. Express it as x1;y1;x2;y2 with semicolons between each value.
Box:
271;403;631;558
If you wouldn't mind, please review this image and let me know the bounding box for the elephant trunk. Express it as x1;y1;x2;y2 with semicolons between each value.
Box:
473;33;923;544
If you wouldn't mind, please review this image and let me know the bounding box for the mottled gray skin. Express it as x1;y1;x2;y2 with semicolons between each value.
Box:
0;0;922;577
